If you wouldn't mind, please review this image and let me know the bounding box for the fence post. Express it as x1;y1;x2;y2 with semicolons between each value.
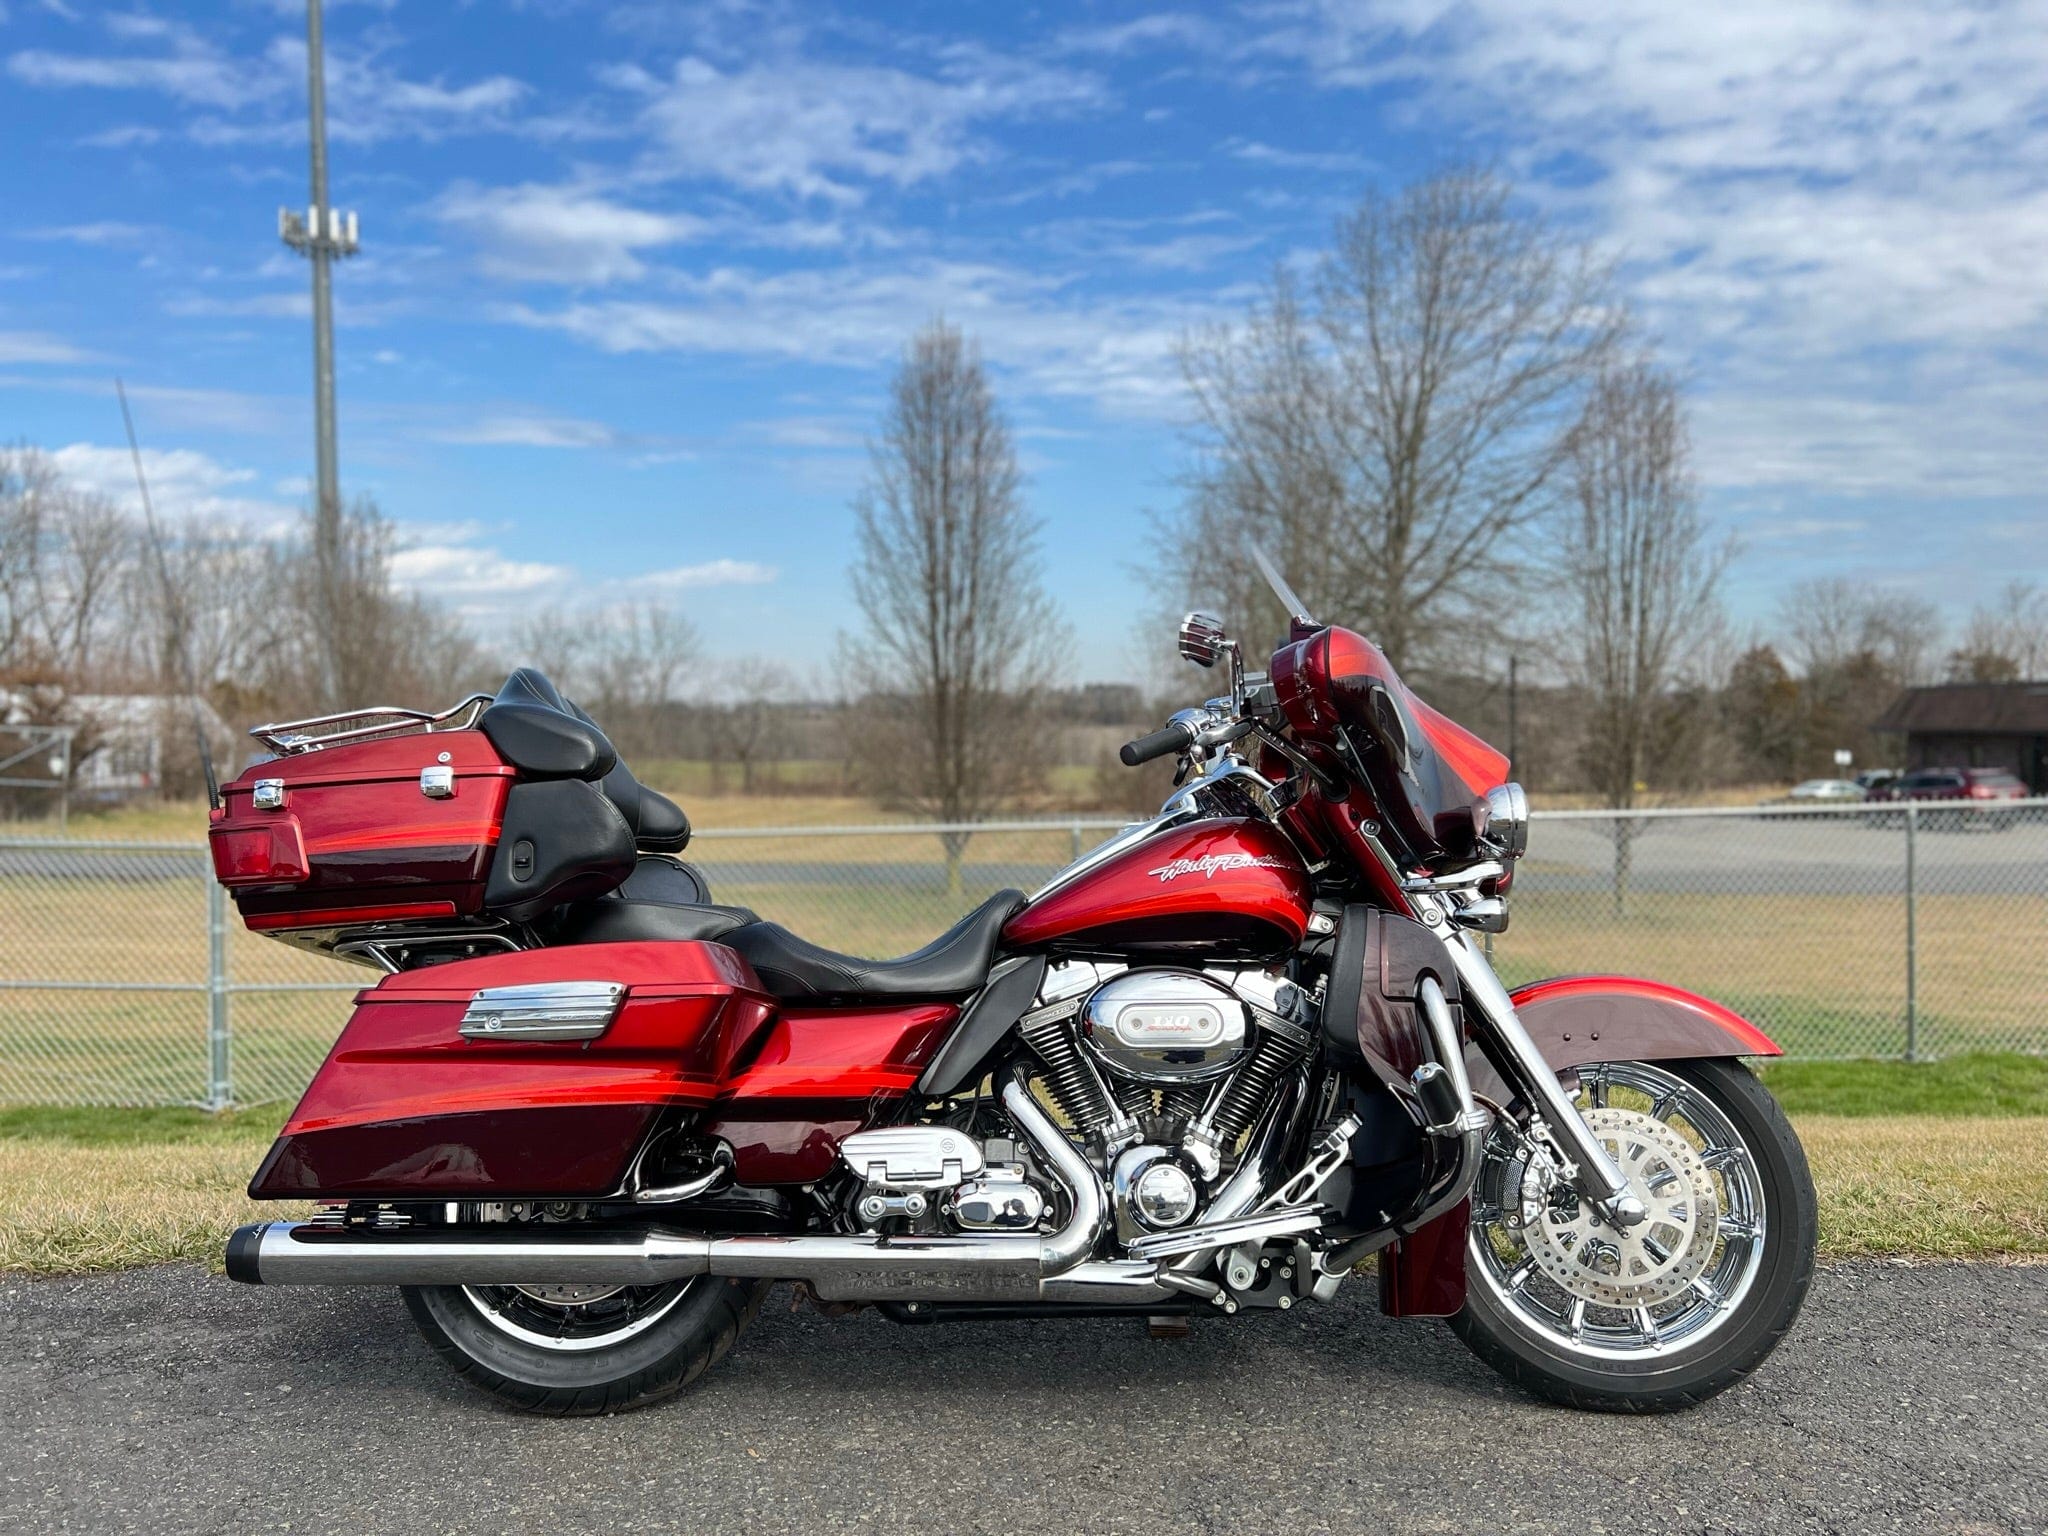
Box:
1903;802;1919;1063
206;877;233;1111
1070;820;1083;863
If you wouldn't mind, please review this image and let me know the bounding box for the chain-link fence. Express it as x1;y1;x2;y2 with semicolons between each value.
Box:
3;800;2043;1107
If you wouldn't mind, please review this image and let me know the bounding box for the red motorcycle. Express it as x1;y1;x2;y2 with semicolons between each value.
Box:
212;557;1815;1415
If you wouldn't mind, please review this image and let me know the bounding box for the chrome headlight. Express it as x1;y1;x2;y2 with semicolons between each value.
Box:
1482;782;1528;859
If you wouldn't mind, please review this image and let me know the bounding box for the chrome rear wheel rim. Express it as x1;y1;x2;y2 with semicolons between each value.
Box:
1468;1061;1768;1362
460;1279;694;1353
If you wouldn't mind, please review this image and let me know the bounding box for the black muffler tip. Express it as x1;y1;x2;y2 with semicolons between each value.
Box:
225;1222;271;1284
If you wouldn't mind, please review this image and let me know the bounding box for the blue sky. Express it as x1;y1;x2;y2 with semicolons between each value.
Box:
2;0;2043;684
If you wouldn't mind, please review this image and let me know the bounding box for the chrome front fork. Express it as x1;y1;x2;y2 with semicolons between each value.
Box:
1435;924;1646;1226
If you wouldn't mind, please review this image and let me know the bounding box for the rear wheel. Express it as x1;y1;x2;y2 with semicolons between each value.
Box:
1452;1058;1815;1412
402;1274;769;1416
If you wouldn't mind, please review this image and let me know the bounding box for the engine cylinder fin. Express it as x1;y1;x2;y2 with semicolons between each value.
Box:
1195;1009;1314;1148
1017;1001;1125;1140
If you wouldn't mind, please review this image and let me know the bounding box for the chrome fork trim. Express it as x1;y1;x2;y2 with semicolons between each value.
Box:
1441;928;1632;1206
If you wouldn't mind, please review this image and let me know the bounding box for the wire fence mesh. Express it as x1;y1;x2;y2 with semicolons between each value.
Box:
2;799;2043;1108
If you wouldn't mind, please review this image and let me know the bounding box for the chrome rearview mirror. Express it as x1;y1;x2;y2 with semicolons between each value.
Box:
1177;612;1228;669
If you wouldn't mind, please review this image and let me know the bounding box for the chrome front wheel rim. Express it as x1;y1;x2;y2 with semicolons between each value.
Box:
1468;1061;1768;1362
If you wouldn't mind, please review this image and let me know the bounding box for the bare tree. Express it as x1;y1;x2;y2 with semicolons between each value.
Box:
251;497;487;714
1947;580;2048;681
847;319;1065;893
587;601;703;760
1558;359;1728;912
510;602;702;759
706;656;798;793
1781;577;1944;686
1173;167;1624;669
1776;577;1945;773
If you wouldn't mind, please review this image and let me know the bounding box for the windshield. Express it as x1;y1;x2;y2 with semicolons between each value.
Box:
1251;543;1316;628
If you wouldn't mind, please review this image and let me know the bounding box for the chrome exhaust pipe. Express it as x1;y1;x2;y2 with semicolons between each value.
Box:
227;1081;1109;1303
226;1221;713;1288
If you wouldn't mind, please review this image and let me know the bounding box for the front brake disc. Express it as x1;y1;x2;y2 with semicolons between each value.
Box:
1519;1108;1722;1308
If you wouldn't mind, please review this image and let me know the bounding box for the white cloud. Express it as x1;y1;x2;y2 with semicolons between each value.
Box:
428;413;620;449
26;221;149;244
434;183;706;285
632;559;778;589
11;18;527;145
614;52;1104;203
8;12;276;109
47;442;294;527
388;541;570;595
1252;0;2048;500
507;258;1224;418
1055;13;1228;56
1221;137;1376;173
0;331;91;364
78;124;160;147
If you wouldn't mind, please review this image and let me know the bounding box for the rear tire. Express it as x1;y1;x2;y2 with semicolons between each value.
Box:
403;1274;769;1416
1452;1059;1816;1413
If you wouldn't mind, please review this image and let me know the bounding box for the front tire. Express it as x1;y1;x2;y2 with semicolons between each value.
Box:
1452;1058;1816;1412
403;1274;769;1416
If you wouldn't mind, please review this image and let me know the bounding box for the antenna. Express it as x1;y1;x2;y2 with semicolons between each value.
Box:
117;379;221;810
278;0;359;707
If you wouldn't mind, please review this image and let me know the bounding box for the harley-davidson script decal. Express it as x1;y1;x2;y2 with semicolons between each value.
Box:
1147;852;1293;883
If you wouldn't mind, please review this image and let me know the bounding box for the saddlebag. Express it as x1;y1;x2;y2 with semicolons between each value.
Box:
246;942;776;1200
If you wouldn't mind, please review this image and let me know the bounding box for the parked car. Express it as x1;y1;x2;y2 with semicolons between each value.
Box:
1853;768;1900;795
1781;778;1865;803
1762;779;1865;817
1867;767;2029;829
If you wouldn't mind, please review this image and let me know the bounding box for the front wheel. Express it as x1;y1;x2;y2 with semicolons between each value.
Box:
1452;1058;1816;1412
403;1273;769;1416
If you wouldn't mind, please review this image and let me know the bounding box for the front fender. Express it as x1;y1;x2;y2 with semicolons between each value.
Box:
1383;976;1779;1320
1470;975;1779;1105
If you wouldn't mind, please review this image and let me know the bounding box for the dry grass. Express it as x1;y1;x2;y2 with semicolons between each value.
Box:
0;1138;307;1275
0;1112;2040;1277
1797;1116;2048;1260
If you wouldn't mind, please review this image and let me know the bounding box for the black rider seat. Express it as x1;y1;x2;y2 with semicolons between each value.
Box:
722;890;1026;1002
547;855;759;946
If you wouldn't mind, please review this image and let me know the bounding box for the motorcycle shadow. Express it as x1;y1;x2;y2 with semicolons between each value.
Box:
707;1283;1498;1407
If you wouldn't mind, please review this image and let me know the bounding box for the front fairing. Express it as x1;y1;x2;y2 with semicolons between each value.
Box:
1271;624;1507;861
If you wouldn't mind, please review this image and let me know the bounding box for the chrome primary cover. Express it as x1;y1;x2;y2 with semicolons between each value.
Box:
1080;969;1249;1084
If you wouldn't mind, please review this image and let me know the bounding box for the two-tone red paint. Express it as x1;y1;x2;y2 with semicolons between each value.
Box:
704;1003;960;1183
246;941;966;1198
210;728;515;928
1274;623;1509;862
1003;816;1311;956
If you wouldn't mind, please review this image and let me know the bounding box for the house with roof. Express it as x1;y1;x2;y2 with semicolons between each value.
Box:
1872;682;2048;792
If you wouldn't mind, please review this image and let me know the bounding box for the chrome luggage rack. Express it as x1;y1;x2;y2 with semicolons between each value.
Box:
250;693;493;756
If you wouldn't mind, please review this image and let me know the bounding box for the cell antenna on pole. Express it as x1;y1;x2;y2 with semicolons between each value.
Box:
278;0;358;707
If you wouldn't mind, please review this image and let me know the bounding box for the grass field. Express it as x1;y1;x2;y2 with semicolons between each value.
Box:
1;1058;2043;1277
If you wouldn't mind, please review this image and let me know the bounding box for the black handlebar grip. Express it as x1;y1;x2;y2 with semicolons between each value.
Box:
1120;720;1196;767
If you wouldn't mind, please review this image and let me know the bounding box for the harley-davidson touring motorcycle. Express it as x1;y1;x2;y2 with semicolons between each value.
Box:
211;555;1815;1415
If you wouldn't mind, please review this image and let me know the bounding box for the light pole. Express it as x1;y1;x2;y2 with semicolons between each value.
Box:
278;0;359;705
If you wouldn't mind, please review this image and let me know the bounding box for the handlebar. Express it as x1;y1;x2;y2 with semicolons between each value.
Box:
1119;720;1197;767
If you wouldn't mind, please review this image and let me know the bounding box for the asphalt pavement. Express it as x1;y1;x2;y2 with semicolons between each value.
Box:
2;1259;2041;1535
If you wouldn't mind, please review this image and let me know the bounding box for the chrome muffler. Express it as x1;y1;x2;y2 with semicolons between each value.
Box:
226;1081;1107;1303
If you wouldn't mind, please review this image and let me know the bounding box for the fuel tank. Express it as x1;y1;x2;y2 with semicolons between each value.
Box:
1003;818;1311;958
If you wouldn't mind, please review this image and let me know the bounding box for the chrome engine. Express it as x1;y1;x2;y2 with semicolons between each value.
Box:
835;963;1320;1253
1017;960;1320;1240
